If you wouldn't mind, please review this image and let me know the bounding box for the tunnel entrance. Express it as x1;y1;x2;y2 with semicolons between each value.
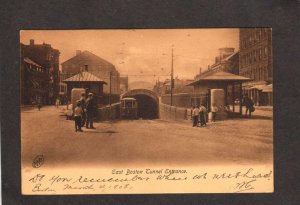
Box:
132;94;158;119
122;89;159;119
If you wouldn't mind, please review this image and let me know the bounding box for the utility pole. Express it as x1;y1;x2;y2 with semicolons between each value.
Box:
170;46;174;106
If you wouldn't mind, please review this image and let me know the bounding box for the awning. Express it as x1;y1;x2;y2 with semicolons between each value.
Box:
262;84;273;93
24;57;42;67
251;84;266;90
187;71;251;86
248;84;272;92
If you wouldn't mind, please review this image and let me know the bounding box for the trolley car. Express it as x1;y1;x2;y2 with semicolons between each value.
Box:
120;97;138;119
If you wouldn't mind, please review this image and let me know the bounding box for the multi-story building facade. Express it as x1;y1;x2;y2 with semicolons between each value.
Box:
239;28;273;105
195;47;239;80
20;57;49;105
21;40;60;104
61;50;120;104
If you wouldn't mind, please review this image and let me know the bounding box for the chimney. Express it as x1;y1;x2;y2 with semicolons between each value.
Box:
76;50;81;55
84;64;88;71
30;39;34;46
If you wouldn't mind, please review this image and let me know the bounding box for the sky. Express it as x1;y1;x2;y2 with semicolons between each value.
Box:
20;29;239;84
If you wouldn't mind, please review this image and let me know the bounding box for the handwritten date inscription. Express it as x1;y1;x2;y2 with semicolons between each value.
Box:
27;168;272;193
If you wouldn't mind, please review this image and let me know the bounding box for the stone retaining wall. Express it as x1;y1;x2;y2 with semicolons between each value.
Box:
97;103;120;121
159;102;190;122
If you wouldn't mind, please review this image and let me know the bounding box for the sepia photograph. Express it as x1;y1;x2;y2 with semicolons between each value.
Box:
20;29;273;194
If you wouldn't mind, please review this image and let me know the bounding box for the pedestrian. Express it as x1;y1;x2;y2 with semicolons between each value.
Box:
37;97;42;111
192;106;200;127
55;98;60;108
242;94;254;118
66;98;70;110
74;101;83;132
211;103;218;122
199;103;207;127
85;92;96;129
79;92;87;127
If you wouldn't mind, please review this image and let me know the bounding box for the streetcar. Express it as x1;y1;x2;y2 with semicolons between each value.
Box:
120;97;138;119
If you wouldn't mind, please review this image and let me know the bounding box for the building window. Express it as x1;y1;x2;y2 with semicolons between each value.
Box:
255;68;258;80
259;48;262;59
264;47;268;58
259;67;262;80
264;28;268;37
268;66;272;78
265;67;268;79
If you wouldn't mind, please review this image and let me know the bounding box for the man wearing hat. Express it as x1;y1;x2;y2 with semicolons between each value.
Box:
79;92;87;126
85;92;95;129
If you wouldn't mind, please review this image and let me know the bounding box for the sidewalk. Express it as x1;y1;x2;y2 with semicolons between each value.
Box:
255;106;273;111
20;105;35;111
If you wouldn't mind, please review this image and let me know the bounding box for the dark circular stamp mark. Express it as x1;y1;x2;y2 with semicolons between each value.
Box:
32;155;44;168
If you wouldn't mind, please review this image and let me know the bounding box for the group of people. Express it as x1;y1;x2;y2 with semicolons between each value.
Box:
191;104;208;127
74;92;96;132
191;94;255;127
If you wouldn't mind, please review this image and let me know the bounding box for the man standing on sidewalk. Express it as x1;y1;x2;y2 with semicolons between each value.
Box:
192;106;200;127
242;94;254;118
85;93;96;129
79;92;87;127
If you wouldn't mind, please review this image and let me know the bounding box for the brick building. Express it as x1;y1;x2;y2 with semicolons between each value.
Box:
154;78;193;96
239;28;273;105
195;48;239;80
61;50;120;104
21;40;60;104
20;57;49;105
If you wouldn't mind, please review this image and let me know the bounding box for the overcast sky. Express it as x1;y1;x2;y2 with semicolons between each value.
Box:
20;29;239;84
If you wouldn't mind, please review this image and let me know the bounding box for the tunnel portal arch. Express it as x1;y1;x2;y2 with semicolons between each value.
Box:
122;89;159;119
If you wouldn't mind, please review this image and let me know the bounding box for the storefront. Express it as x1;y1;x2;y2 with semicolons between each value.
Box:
243;81;273;106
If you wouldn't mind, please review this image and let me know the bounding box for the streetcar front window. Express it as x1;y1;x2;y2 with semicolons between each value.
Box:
125;101;133;108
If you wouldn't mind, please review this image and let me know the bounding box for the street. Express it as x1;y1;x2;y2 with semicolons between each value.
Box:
21;106;273;169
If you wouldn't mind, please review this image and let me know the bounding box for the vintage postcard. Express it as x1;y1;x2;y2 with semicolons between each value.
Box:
20;29;273;194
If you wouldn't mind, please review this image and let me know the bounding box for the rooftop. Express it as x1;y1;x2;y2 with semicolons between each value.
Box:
61;50;114;67
63;71;107;84
187;71;251;86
